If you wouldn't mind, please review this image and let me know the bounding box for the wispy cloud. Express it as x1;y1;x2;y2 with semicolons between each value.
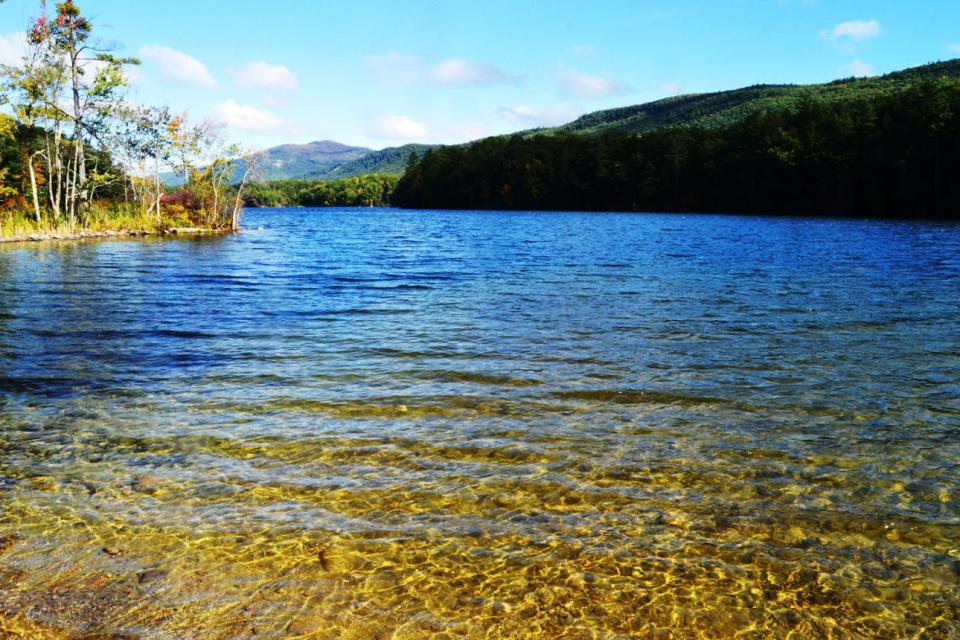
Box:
229;61;297;90
211;100;283;132
569;44;596;56
847;59;874;77
500;105;577;127
949;44;960;54
660;81;681;96
369;114;426;139
820;19;880;43
365;52;518;88
365;51;420;85
443;120;490;140
556;65;625;99
429;58;518;86
0;31;27;67
139;44;217;88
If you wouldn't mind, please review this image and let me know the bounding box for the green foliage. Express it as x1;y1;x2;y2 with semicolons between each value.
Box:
0;202;191;239
539;59;960;137
0;2;248;236
244;174;400;208
393;78;960;219
320;144;440;179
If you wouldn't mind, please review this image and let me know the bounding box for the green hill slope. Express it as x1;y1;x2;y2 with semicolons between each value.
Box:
544;59;960;136
170;59;960;187
320;143;443;179
253;140;372;180
393;69;960;217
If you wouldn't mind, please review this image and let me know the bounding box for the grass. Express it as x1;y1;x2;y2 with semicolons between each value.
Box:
0;203;208;241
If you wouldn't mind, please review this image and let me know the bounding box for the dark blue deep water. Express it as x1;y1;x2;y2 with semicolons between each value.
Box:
0;209;958;638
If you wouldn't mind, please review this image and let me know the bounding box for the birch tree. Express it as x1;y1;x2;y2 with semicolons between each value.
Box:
1;0;136;226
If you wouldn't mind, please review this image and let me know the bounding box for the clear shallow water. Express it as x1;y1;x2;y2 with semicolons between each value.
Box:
0;208;958;639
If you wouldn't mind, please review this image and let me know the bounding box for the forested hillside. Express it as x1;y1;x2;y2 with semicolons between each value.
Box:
393;77;960;218
320;144;442;179
543;59;960;136
165;59;960;189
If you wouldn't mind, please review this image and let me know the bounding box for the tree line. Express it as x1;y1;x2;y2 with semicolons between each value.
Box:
0;1;257;237
392;78;960;218
243;174;399;208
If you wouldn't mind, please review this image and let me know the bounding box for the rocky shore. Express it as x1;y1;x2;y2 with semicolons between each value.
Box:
0;228;224;245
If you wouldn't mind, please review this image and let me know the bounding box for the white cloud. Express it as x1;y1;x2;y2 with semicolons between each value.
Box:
660;81;681;96
949;44;960;54
364;52;517;88
138;44;217;88
370;114;427;139
365;51;420;84
444;121;489;140
211;100;283;132
556;65;624;98
229;61;297;90
0;31;27;67
429;58;518;86
820;19;880;43
501;104;576;127
122;64;142;85
260;95;289;107
847;59;874;77
569;44;596;56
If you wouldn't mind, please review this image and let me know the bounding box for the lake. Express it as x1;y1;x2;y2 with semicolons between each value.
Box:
0;208;958;639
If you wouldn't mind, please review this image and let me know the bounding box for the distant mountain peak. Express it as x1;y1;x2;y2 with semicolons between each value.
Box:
172;58;960;187
301;140;371;153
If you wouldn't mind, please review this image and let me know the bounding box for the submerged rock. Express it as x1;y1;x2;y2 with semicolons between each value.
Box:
487;600;512;615
28;476;59;492
131;474;166;495
287;616;326;635
136;569;168;584
655;510;691;529
314;544;332;572
0;533;24;554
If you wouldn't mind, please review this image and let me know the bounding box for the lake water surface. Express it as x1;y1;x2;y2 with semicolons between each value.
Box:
0;208;958;639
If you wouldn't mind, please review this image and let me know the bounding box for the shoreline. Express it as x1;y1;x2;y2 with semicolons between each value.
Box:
0;227;227;245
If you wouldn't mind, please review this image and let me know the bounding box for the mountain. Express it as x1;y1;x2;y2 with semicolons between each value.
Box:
392;59;960;217
163;141;443;185
173;59;960;186
538;59;960;136
318;143;443;179
252;140;372;180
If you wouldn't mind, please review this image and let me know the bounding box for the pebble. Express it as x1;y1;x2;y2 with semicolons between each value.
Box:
29;476;59;491
131;474;164;495
0;533;24;554
655;510;691;528
565;571;596;590
102;546;122;557
137;569;168;584
488;600;512;615
287;617;325;635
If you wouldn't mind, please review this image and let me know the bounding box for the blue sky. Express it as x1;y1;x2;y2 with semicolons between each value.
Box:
2;0;959;150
